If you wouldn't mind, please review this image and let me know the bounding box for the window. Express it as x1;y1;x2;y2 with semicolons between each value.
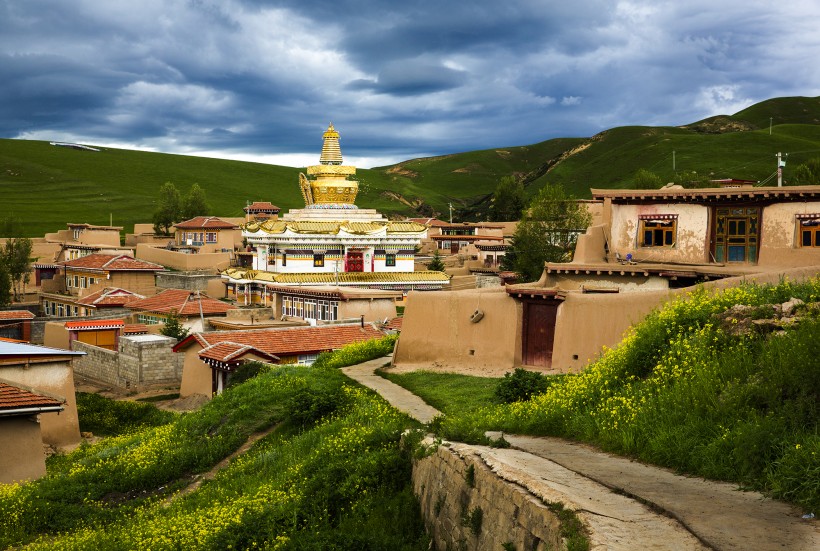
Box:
80;276;86;288
797;216;820;247
58;304;65;317
385;253;396;267
206;232;217;243
297;353;320;366
72;228;82;240
304;300;317;319
313;253;325;267
282;252;287;267
639;216;677;247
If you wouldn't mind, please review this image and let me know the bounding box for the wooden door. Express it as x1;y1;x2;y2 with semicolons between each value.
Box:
451;242;459;254
346;252;364;272
522;301;558;367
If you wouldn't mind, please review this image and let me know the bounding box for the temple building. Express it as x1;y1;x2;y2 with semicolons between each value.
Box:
223;124;449;307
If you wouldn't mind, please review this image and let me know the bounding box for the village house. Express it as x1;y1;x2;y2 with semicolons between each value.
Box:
126;288;236;332
175;322;386;396
394;184;820;374
0;310;35;341
0;340;83;448
0;380;65;483
173;216;242;254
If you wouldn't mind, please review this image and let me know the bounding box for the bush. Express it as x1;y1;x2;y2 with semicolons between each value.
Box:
494;368;552;403
76;392;177;436
225;361;270;389
311;334;398;369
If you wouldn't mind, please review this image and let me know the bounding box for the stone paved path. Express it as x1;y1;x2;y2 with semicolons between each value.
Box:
342;356;820;551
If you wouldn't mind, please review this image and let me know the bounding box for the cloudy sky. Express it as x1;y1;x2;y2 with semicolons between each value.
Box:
2;1;819;168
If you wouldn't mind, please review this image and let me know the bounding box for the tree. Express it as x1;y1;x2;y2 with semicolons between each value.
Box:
633;169;663;190
2;237;33;302
427;248;445;271
502;184;592;282
160;309;189;341
182;183;210;220
792;158;820;185
0;262;11;307
489;176;526;221
153;182;182;235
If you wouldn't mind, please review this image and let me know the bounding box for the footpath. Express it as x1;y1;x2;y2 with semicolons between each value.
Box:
342;357;820;551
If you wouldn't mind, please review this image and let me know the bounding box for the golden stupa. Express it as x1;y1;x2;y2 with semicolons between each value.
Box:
299;123;358;206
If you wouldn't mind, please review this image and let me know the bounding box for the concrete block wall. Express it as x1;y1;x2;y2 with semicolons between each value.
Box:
413;443;564;551
72;341;121;385
71;336;182;389
155;271;221;291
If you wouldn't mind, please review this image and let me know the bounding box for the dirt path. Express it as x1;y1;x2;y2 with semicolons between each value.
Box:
164;424;280;505
342;357;820;551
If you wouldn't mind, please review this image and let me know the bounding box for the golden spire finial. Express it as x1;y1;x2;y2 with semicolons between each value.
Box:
320;122;343;165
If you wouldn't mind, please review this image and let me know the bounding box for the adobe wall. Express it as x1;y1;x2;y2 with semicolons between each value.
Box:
413;443;563;551
610;203;709;264
551;290;673;371
136;243;232;271
72;335;182;389
110;272;158;297
394;288;522;371
0;417;47;483
758;203;820;267
338;297;397;323
0;362;80;448
179;347;212;398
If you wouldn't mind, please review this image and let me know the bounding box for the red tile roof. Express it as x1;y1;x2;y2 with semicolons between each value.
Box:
76;288;145;307
0;311;35;321
384;317;403;331
175;323;385;357
123;324;150;335
61;254;165;272
198;342;278;364
244;202;281;213
0;382;64;414
174;216;239;230
127;289;235;316
64;319;124;330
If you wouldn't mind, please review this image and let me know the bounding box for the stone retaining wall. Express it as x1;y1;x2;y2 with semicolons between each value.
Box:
413;442;564;551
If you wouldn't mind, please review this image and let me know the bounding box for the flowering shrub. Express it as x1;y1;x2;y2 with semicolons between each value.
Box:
311;334;397;369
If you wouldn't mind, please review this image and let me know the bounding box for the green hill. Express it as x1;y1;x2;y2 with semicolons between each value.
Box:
3;95;820;236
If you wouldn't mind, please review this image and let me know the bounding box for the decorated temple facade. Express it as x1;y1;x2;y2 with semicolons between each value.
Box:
223;124;449;302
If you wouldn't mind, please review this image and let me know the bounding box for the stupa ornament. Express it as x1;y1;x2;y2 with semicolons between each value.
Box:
299;123;359;207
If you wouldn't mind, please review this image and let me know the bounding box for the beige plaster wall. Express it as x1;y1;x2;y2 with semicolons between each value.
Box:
610;203;709;264
551;290;673;371
338;297;397;323
136;243;232;271
572;224;608;263
0;417;47;483
179;346;212;398
543;272;670;293
394;288;522;371
758;203;820;267
0;361;80;447
43;321;72;350
110;272;158;297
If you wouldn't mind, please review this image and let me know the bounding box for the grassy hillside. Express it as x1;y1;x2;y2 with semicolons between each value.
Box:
3;95;820;236
0;337;427;550
402;279;820;513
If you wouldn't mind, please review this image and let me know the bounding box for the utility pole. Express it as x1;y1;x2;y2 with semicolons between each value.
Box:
770;117;773;135
673;150;676;171
777;152;788;187
448;203;453;224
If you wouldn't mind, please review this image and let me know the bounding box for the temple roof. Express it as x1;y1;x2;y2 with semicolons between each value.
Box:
222;268;450;285
244;220;427;235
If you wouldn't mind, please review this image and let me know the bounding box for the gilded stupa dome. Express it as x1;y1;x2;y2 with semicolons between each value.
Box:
299;123;358;207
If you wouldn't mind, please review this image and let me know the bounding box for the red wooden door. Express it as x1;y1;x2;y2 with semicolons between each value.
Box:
346;252;364;272
451;242;459;254
522;301;558;366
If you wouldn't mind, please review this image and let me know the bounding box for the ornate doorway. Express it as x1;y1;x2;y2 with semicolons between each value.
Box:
711;207;760;263
346;251;364;272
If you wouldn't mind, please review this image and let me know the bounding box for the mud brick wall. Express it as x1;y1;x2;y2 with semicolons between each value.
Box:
413;443;564;551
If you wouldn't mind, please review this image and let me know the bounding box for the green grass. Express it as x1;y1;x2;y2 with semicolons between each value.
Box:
1;364;427;550
376;370;498;416
5;95;820;236
76;392;177;436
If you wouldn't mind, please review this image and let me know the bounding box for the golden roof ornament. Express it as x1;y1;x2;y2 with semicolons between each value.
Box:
299;123;359;207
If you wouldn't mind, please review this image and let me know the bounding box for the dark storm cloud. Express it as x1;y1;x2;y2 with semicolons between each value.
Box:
2;0;819;166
